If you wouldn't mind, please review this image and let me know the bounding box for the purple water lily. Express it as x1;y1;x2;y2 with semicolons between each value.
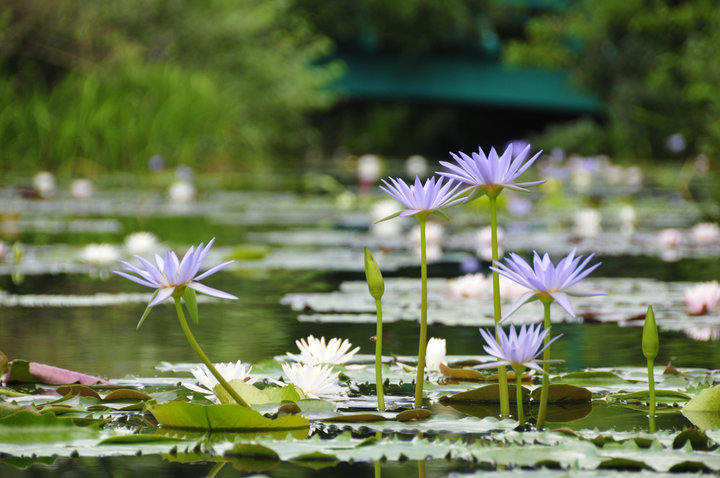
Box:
476;323;562;373
379;176;463;217
114;238;237;307
438;144;544;195
491;248;604;319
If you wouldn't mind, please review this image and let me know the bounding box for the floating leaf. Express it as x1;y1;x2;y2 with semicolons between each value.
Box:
672;428;714;450
224;443;279;472
323;413;386;423
149;401;310;432
396;409;431;422
0;410;100;443
439;363;488;381
290;452;339;470
553;371;629;386
439;384;529;403
215;381;302;406
529;384;591;403
609;390;691;404
98;434;186;445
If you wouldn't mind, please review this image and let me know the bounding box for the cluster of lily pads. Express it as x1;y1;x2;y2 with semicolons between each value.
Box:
5;147;720;476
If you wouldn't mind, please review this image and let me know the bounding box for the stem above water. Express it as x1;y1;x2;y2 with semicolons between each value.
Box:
174;297;250;408
414;216;428;408
537;300;552;428
489;195;510;417
375;297;385;411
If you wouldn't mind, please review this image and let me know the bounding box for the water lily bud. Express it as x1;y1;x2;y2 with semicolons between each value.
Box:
642;305;658;360
364;247;384;299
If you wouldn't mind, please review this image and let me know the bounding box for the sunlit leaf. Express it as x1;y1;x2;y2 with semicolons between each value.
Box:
149;401;310;432
396;409;431;422
684;384;720;412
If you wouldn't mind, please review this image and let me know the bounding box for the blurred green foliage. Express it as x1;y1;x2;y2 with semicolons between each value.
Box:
0;0;340;172
504;0;720;159
291;0;494;54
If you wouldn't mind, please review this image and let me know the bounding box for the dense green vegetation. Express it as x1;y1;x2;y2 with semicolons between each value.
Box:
0;0;339;172
505;0;720;159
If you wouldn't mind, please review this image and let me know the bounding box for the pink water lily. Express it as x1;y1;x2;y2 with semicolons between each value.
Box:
114;238;237;307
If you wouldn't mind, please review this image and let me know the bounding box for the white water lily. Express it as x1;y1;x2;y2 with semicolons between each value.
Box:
425;337;447;373
684;281;720;315
124;232;159;255
447;273;489;299
80;243;121;264
281;362;346;399
168;181;196;204
286;335;359;365
183;360;256;403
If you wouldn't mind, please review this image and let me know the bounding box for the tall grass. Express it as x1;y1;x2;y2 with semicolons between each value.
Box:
0;64;238;172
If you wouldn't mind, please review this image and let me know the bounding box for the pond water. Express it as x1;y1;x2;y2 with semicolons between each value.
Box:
1;165;720;477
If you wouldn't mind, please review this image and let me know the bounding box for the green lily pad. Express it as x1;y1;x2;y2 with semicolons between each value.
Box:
149;401;310;432
609;390;691;404
290;451;339;470
0;410;100;443
439;384;529;403
396;409;432;422
223;443;279;473
323;413;386;423
530;384;592;403
553;371;629;386
684;384;720;412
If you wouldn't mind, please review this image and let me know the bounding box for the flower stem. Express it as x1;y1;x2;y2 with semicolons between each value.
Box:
489;195;510;416
515;368;525;427
537;300;552;428
174;297;250;408
375;297;385;411
414;216;428;408
647;358;656;419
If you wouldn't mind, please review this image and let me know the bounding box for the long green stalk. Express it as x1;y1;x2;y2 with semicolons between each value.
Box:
489;195;510;416
515;368;525;427
414;216;429;408
375;297;385;411
174;297;250;408
648;358;656;418
536;300;552;428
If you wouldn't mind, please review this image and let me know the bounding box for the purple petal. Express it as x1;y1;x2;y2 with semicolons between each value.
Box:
113;270;158;288
188;282;238;300
149;287;175;307
548;291;576;318
194;260;234;281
